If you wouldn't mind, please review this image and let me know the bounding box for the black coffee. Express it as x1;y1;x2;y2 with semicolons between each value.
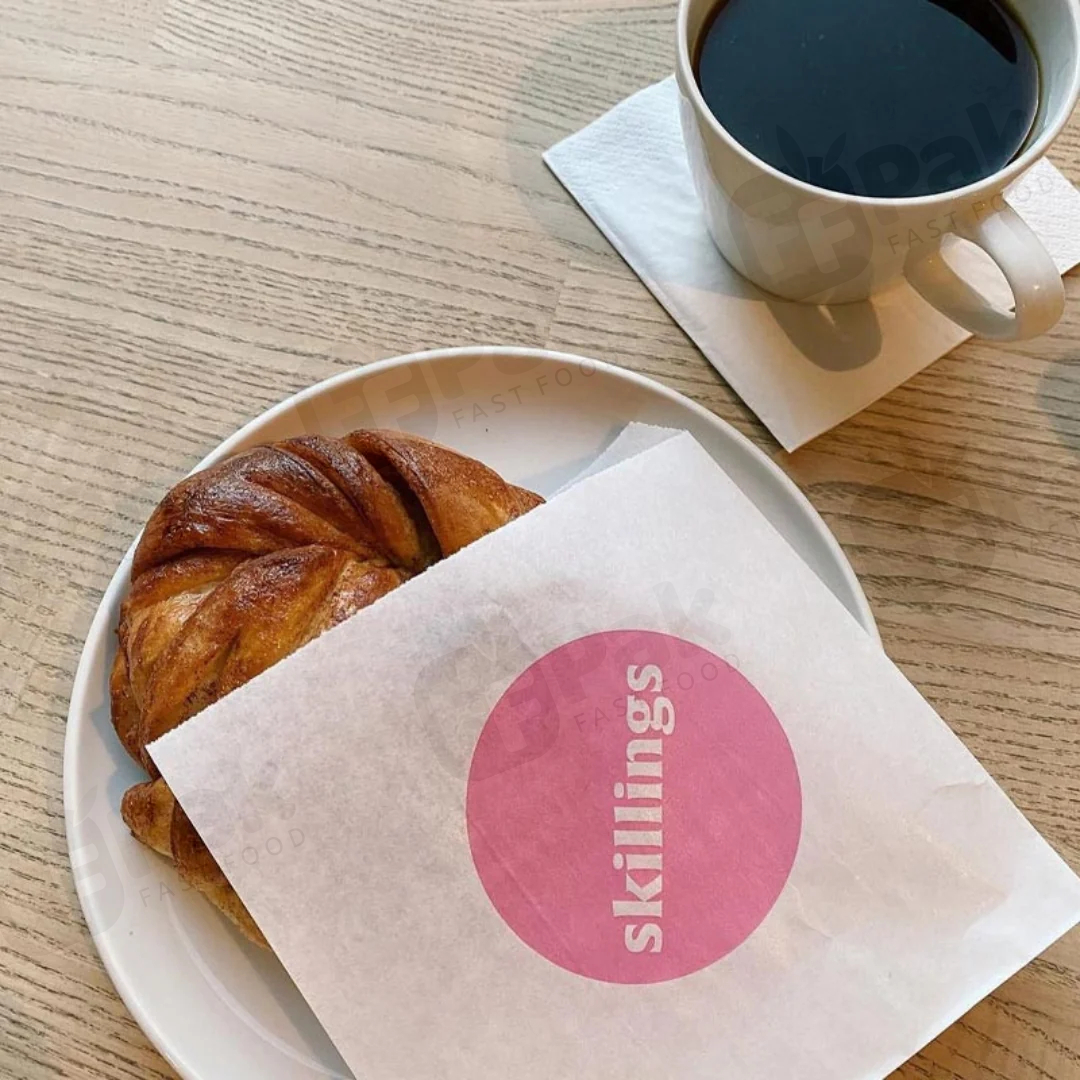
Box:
695;0;1040;198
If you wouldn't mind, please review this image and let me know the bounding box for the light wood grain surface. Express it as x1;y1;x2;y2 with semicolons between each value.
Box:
2;0;1080;1076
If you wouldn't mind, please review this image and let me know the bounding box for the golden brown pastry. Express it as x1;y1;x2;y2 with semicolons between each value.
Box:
112;429;542;945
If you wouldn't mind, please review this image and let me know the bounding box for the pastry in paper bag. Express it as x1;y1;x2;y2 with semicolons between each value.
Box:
150;431;1080;1080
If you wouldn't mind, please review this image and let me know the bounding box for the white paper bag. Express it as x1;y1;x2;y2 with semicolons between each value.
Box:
152;432;1080;1080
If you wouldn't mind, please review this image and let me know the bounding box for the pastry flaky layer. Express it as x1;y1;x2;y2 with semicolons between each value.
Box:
112;429;543;945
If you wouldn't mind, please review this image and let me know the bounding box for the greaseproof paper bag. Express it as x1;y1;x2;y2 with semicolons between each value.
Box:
151;432;1080;1080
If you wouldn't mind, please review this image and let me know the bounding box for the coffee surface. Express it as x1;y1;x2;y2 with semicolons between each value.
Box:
695;0;1040;198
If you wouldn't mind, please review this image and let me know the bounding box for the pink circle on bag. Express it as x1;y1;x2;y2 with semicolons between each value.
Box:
466;630;802;984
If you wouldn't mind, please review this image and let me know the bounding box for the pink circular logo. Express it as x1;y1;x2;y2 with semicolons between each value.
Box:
466;630;802;984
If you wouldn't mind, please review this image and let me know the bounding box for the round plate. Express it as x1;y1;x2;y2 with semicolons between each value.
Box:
65;347;877;1080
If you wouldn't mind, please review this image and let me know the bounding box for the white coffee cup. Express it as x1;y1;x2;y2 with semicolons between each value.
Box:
676;0;1080;340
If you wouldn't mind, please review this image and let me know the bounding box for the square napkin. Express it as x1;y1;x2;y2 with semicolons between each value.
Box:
151;431;1080;1080
544;77;1080;450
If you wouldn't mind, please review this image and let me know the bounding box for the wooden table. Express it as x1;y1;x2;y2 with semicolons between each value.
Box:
2;0;1079;1077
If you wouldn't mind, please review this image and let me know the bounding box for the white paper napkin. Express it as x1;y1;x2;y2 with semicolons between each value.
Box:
152;432;1080;1080
544;77;1080;451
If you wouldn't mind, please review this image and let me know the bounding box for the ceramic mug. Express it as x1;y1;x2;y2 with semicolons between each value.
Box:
676;0;1080;340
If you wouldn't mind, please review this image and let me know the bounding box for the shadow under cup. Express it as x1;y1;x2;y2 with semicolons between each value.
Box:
675;0;1080;306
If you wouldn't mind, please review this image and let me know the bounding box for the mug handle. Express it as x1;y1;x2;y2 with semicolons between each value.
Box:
904;204;1064;341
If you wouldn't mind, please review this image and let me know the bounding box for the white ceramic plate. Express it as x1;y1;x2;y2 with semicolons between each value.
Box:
65;347;877;1080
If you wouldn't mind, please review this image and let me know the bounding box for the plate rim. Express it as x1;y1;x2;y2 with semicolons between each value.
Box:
64;345;878;1080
